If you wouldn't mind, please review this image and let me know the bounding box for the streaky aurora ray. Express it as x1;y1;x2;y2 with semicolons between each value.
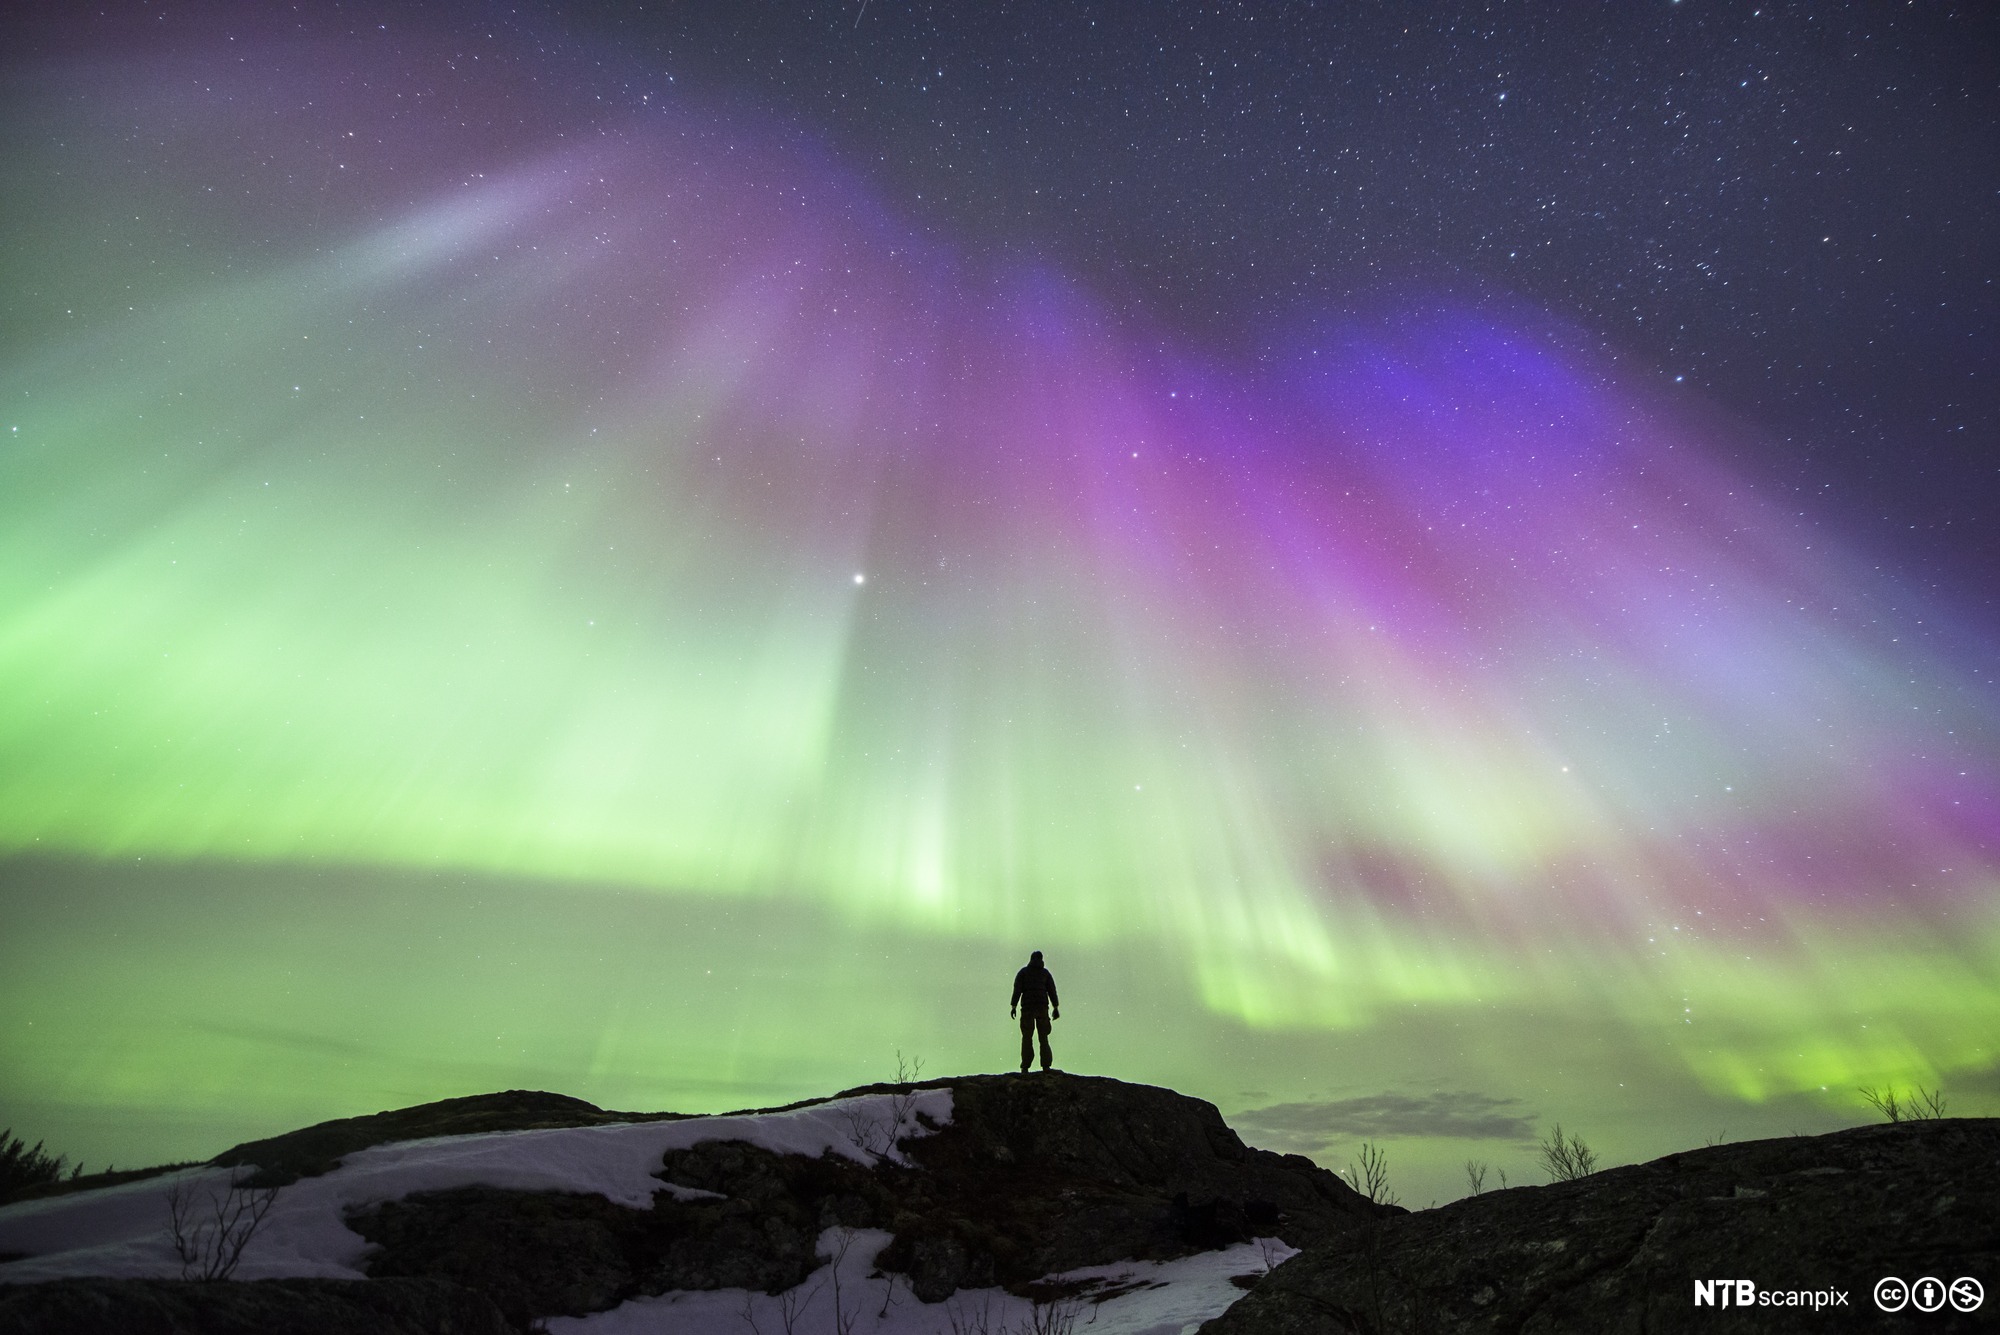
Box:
1;29;1994;1180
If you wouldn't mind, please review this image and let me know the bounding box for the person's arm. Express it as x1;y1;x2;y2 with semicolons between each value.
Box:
1010;970;1021;1016
1049;972;1060;1020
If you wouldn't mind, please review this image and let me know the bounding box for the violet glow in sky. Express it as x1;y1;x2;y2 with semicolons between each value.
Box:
1;10;1996;1200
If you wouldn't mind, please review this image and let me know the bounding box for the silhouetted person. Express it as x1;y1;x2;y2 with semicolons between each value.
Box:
1010;950;1059;1072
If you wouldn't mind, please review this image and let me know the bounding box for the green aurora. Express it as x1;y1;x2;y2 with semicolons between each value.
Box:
2;19;1996;1208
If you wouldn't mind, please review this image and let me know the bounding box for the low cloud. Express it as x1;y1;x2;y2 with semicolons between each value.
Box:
1232;1091;1536;1151
1945;1062;2000;1098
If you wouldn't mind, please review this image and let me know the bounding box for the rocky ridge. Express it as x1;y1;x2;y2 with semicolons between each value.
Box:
348;1073;1385;1327
0;1073;1384;1334
1207;1116;2000;1334
5;1082;1993;1335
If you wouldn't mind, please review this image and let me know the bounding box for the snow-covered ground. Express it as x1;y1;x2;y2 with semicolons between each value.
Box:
551;1228;1294;1335
0;1089;950;1283
0;1085;1289;1332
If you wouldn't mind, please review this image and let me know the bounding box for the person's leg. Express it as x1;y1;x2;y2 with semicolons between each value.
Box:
1020;1011;1034;1072
1037;1013;1053;1070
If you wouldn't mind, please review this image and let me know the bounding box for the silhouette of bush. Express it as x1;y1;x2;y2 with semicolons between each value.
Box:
1341;1141;1399;1206
1536;1124;1598;1181
1859;1084;1947;1122
0;1129;76;1197
166;1174;281;1281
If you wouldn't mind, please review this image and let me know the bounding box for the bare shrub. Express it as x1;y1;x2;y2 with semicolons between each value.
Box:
775;1278;819;1335
1341;1140;1398;1206
885;1051;926;1139
165;1173;280;1280
838;1051;930;1162
875;1267;905;1319
738;1277;822;1335
1024;1295;1083;1335
835;1104;894;1160
944;1293;1002;1335
1463;1159;1488;1196
1861;1084;1947;1122
823;1227;860;1335
1536;1124;1598;1182
1912;1087;1949;1119
1859;1085;1901;1122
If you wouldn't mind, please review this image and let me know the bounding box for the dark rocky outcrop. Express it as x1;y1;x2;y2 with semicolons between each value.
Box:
1201;1117;2000;1334
0;1276;522;1335
347;1150;881;1326
874;1073;1389;1298
343;1072;1386;1325
212;1089;691;1187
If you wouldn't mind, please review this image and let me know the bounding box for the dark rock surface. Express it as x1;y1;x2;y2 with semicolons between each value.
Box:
0;1276;523;1335
213;1089;690;1187
1201;1117;2000;1334
345;1072;1385;1325
347;1150;880;1326
874;1073;1389;1297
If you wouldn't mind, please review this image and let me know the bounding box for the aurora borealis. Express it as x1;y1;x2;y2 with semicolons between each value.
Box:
3;3;1996;1206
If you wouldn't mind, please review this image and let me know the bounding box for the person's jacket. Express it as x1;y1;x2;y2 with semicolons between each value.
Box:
1011;964;1059;1014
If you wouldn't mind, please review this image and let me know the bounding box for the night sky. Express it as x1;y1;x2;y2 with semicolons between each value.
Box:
3;1;1996;1207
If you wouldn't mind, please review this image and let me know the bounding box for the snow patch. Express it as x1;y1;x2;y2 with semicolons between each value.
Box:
0;1088;951;1284
549;1230;1298;1335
